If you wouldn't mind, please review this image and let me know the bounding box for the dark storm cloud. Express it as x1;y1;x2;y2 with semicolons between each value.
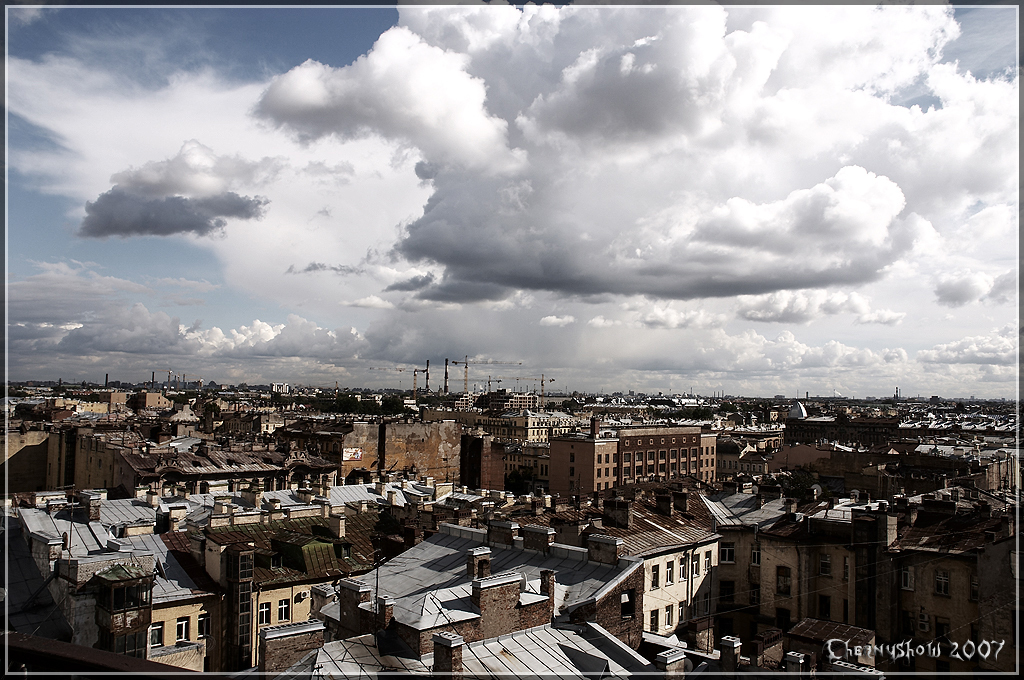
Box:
79;188;268;238
384;273;435;292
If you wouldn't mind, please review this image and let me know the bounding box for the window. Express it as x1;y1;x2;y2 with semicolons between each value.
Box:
901;610;914;636
935;570;949;596
843;556;849;581
776;566;791;595
278;598;291;621
691;555;700;578
665;605;673;627
569;453;575;463
720;580;735;604
901;565;914;590
701;592;710;615
150;622;164;648
720;543;735;563
620;589;635;619
569;467;575;477
936;617;950;640
176;617;190;642
650;608;659;631
818;595;831;620
819;553;831;576
651;565;660;590
271;554;283;569
680;560;687;580
259;602;271;625
704;550;712;572
197;613;211;638
597;468;601;478
776;607;791;631
750;583;761;606
751;545;761;566
678;602;686;622
970;575;979;601
666;561;674;584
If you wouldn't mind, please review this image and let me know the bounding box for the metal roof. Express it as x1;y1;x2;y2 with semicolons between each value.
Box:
3;518;74;640
282;623;654;678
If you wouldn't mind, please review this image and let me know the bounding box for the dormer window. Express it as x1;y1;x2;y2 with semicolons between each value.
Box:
271;554;283;569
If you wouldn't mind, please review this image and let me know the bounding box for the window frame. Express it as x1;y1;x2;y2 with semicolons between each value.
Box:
150;622;164;648
278;597;291;622
176;617;190;642
258;602;272;625
720;543;735;564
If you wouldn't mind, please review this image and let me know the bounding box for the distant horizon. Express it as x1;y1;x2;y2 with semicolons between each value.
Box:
7;5;1019;398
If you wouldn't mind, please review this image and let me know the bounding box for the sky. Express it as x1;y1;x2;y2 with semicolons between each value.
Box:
5;3;1019;398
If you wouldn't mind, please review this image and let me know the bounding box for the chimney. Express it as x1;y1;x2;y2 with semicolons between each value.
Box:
720;636;742;673
487;520;520;547
672;491;689;513
146;489;161;508
403;525;422;548
471;572;523;639
603;499;634;529
785;651;807;675
590;417;599;437
466;546;492;579
783;498;798;516
432;632;464;680
753;494;763;509
540;569;555;598
297;485;314;504
81;491;104;521
723;481;738;495
521;525;555;553
654;648;687;678
656;494;674;516
329;513;346;538
388;490;398;507
375;596;394;631
850;489;860;502
586;534;624;565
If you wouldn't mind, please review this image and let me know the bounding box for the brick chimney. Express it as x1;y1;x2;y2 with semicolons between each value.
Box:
785;651;808;675
403;525;422;549
80;490;105;521
590;417;599;437
656;494;674;516
487;520;520;547
603;499;634;529
432;631;464;680
376;596;394;630
471;572;522;639
336;578;372;638
783;498;798;516
521;525;555;553
720;635;742;673
540;569;555;599
654;648;687;677
672;491;689;513
466;546;492;579
586;534;624;565
146;488;161;508
329;513;346;538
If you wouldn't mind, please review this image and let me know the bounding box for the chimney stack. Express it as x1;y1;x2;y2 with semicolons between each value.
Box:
672;491;689;513
654;648;687;677
784;498;798;516
466;546;492;579
720;636;742;673
432;632;464;680
656;494;674;516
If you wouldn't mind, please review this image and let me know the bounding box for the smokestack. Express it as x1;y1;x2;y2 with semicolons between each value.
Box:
105;373;109;388
152;371;156;389
426;360;430;393
445;359;449;395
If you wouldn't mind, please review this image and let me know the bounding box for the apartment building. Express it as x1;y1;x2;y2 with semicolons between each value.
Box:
617;426;717;484
548;429;620;497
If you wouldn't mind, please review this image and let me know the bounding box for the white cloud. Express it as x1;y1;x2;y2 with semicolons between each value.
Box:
917;324;1017;365
255;27;523;173
539;315;575;327
933;270;1016;307
344;295;395;309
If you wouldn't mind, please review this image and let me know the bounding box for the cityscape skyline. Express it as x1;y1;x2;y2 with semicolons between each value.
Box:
6;4;1019;398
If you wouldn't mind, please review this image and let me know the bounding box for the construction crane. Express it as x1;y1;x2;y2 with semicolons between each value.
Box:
182;374;203;389
450;357;522;394
514;375;555;408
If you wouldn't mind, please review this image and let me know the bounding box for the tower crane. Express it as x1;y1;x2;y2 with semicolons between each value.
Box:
513;375;555;408
449;357;522;394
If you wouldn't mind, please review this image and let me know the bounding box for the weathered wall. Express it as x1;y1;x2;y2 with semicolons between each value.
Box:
344;421;462;483
2;430;49;492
